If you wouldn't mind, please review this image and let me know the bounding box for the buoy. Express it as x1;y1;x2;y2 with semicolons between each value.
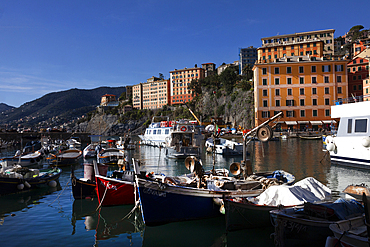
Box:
48;180;57;188
180;126;187;131
24;181;31;188
17;184;24;190
362;137;370;148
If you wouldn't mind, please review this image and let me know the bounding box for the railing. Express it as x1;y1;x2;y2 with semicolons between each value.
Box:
333;95;370;105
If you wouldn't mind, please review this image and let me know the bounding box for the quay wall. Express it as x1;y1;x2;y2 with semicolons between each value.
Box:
0;132;92;144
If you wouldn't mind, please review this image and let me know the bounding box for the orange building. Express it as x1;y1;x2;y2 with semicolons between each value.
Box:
253;56;348;131
170;65;205;105
260;29;335;59
347;56;369;97
132;77;170;110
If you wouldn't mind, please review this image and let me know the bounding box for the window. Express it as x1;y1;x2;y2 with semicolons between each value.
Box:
337;76;342;82
353;76;357;80
300;110;305;117
325;87;329;94
275;100;280;107
325;98;330;105
275;78;280;85
338;87;342;94
287;78;292;84
311;66;316;72
352;67;356;72
355;119;367;133
275;89;280;96
262;78;267;85
286;110;294;117
263;100;268;107
262;89;268;96
313;110;318;117
325;109;330;116
300;99;305;106
287;67;292;73
358;66;362;71
288;88;292;95
353;85;357;91
324;76;329;83
262;111;270;118
347;119;352;133
275;67;279;74
312;77;317;83
262;68;267;75
300;88;304;95
300;77;304;84
312;88;317;94
322;65;331;72
313;99;317;105
286;99;295;106
299;66;304;73
335;65;344;71
307;44;310;48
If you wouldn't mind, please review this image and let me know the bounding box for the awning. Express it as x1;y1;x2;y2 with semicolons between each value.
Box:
277;121;285;124
297;121;309;124
322;120;337;124
285;121;298;125
310;121;323;125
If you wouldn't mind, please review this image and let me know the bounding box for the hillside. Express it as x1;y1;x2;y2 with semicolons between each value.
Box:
0;103;14;113
0;87;126;127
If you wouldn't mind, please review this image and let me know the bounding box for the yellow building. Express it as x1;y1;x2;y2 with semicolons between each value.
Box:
132;77;170;110
170;65;205;105
253;56;348;131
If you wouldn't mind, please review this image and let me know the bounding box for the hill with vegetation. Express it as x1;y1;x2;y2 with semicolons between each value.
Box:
0;103;14;113
0;87;126;129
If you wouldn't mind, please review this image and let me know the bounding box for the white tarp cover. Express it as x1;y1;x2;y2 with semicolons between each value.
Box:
248;177;331;206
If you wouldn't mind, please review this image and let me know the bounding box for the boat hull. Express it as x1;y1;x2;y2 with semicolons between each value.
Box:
270;209;334;247
136;177;263;226
72;177;96;200
95;175;135;206
224;199;277;231
0;168;62;196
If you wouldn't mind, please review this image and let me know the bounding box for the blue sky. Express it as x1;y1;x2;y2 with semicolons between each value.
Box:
0;0;369;107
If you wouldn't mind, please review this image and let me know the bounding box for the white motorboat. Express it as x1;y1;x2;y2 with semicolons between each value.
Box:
164;123;203;159
138;116;174;147
83;143;98;158
325;98;370;169
205;137;243;155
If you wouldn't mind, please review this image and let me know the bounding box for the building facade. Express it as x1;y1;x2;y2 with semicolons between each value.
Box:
170;65;205;105
260;29;335;59
253;56;348;131
347;56;369;97
100;94;119;107
132;84;143;109
239;46;258;74
202;63;216;77
132;77;170;110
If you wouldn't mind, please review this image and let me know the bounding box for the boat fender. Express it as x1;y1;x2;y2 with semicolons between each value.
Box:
325;136;336;152
213;197;223;206
362;137;370;148
36;157;41;162
30;158;35;164
48;180;57;188
17;183;24;190
24;181;31;188
180;126;187;131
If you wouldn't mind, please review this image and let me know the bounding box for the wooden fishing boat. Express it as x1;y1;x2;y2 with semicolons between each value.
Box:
342;183;370;201
97;148;125;165
49;148;82;166
71;162;109;200
270;198;364;247
298;135;322;140
0;165;62;195
0;151;44;168
95;171;135;206
224;177;329;231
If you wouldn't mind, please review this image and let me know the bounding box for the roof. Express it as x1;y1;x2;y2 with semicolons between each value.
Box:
261;29;335;40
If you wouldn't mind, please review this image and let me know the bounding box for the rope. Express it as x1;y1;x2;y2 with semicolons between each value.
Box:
95;183;109;211
49;176;71;206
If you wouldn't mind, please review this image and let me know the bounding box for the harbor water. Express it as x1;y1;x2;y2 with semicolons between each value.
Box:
1;137;370;246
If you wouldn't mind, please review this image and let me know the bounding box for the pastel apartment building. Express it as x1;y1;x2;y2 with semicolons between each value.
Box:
258;29;335;62
253;55;348;131
170;65;205;105
132;76;170;110
347;48;370;98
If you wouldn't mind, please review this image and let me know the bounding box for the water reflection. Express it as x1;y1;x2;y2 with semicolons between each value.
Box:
71;199;144;245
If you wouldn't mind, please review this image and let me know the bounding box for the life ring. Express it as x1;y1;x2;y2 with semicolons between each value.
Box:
180;126;187;131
